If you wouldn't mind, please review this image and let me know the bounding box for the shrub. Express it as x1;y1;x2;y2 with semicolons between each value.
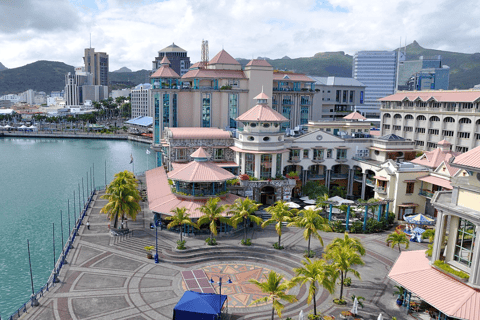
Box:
329;220;345;233
425;244;433;257
433;260;469;280
241;238;252;246
308;315;322;320
387;211;395;225
350;221;363;233
343;277;352;286
177;240;186;250
273;242;284;250
365;218;383;233
205;237;217;246
227;178;239;186
423;229;435;242
304;249;316;258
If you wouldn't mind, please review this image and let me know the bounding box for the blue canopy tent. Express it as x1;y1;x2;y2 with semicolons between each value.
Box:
173;291;227;320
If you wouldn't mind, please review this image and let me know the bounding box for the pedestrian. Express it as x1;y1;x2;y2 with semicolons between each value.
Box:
86;221;90;230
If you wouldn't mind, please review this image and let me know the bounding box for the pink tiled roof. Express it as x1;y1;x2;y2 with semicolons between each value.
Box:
379;90;480;103
389;250;480;320
160;56;170;64
167;127;231;139
370;129;381;136
182;69;246;79
168;160;235;182
437;139;451;146
151;65;180;78
146;167;240;218
191;147;211;158
452;145;480;170
254;92;269;100
246;59;272;67
209;49;240;65
343;111;367;120
190;61;207;69
411;148;460;170
417;175;453;190
273;72;315;82
236;104;288;122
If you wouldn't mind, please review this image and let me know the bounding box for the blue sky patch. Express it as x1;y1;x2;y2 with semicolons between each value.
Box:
311;0;349;13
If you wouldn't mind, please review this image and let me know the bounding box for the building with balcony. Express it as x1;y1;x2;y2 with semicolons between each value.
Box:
131;83;152;118
380;90;480;152
310;76;366;119
388;146;480;320
152;43;191;76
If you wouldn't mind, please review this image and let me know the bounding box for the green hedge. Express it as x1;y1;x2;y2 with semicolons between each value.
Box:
433;260;469;280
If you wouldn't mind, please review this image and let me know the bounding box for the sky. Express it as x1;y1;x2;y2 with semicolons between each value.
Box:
1;0;479;71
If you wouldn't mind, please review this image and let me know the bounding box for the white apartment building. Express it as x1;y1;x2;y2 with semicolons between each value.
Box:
379;90;480;152
131;83;152;118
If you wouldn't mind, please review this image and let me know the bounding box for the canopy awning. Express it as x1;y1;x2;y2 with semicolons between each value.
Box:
173;291;227;320
389;250;480;320
373;175;388;181
417;175;453;190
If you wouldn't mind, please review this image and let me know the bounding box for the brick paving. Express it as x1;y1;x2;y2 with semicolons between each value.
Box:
20;187;427;320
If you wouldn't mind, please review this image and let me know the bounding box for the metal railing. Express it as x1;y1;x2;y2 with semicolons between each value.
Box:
7;189;98;320
419;189;435;198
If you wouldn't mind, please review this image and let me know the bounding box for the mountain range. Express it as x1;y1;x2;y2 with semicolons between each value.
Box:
1;41;479;96
0;62;7;71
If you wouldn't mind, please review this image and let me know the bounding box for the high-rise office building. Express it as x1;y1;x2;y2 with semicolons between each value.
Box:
397;55;450;91
152;43;191;76
352;51;399;118
84;48;109;86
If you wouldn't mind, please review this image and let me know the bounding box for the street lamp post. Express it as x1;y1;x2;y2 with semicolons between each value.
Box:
154;219;160;264
209;275;232;319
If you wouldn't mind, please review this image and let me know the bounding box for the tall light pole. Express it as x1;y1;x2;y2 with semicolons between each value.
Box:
154;219;160;264
209;275;232;318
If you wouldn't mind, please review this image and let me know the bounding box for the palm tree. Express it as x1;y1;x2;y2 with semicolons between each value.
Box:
101;170;141;229
262;201;294;248
229;197;262;243
325;246;364;301
386;231;410;253
287;208;332;255
197;197;230;241
326;232;366;256
315;193;330;212
291;258;335;316
249;270;297;320
166;207;197;242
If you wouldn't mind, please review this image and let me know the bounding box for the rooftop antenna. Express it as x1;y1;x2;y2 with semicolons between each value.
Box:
201;39;209;68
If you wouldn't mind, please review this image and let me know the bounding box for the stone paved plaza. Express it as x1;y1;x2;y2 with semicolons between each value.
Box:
20;187;427;320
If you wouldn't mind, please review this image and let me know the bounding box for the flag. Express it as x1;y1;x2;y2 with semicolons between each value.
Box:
146;149;151;155
130;153;133;164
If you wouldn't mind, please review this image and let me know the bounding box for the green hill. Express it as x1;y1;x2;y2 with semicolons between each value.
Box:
399;41;480;89
0;60;74;95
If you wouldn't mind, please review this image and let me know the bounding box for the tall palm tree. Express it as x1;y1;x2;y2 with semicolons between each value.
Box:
386;231;410;253
249;270;297;320
326;232;366;256
325;246;364;301
287;208;332;254
315;193;330;212
101;170;141;229
262;201;294;248
166;207;197;242
291;258;335;316
229;197;262;243
197;197;230;240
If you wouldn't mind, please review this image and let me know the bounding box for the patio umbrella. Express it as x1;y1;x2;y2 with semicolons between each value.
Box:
412;227;425;234
303;199;316;204
404;214;435;226
298;310;304;320
300;196;310;201
304;205;320;211
377;313;383;320
351;297;359;316
329;196;354;205
285;202;300;209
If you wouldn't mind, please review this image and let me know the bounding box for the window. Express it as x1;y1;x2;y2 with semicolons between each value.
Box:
415;140;425;146
202;93;211;127
313;149;324;161
342;90;347;103
214;148;224;160
163;93;170;128
404;126;413;132
442;130;454;137
383;124;391;129
289;149;300;161
394;114;402;119
326;149;333;158
393;125;401;130
360;91;364;104
459;118;472;124
176;148;187;160
457;132;470;139
405;114;414;120
456;146;469;153
303;149;309;158
416;115;427;121
444;117;455;123
276;154;282;177
228;79;239;87
349;91;354;103
260;154;272;179
428;129;439;135
416;127;426;133
430;116;440;122
454;218;476;268
336;90;341;102
263;137;270;141
336;149;347;160
300;106;309;124
406;182;415;194
173;93;178;127
245;153;255;176
228;94;238;128
427;142;437;149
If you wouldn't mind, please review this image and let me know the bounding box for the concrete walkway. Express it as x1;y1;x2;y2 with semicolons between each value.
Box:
21;189;427;320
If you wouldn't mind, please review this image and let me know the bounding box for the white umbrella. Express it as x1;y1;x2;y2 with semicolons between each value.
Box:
329;196;354;205
298;310;304;320
285;202;300;209
351;297;359;315
304;205;320;211
300;196;310;201
303;199;316;204
377;313;383;320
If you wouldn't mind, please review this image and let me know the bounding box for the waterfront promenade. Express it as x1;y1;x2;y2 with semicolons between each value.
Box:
18;185;426;320
0;132;151;144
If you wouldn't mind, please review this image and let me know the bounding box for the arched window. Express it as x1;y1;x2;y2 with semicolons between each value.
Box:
459;118;472;124
444;117;455;123
416;115;427;121
394;114;402;119
383;113;391;118
429;116;440;122
405;114;414;120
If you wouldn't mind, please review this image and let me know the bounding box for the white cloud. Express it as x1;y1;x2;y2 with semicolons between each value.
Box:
0;0;479;71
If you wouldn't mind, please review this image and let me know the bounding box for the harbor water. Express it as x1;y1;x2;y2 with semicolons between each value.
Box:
0;137;156;317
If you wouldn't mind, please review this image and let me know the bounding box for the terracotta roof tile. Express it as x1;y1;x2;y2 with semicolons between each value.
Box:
452;145;480;170
254;92;269;100
168;160;235;182
417;175;453;189
411;148;460;169
343;111;367;120
182;69;246;79
273;72;315;82
160;56;170;64
209;49;240;65
379;90;480;103
190;147;211;158
151;65;180;78
246;59;272;67
236;104;288;122
167;127;231;139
